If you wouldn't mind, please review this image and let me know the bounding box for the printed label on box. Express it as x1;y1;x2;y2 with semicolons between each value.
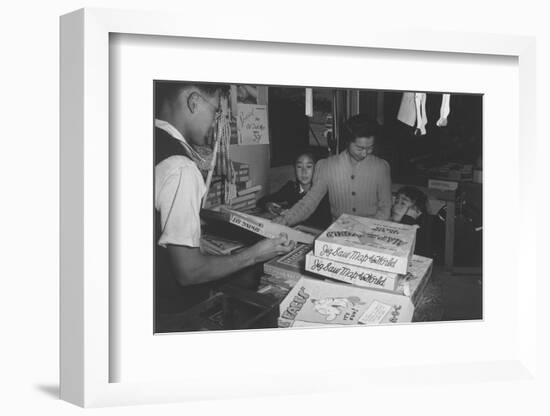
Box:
305;251;399;292
358;301;392;325
314;214;417;274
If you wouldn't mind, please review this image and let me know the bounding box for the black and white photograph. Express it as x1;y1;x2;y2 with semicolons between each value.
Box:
154;81;483;333
3;0;543;412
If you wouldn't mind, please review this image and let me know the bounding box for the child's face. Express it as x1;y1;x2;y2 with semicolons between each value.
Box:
392;193;415;219
295;155;314;187
392;193;423;220
394;194;413;209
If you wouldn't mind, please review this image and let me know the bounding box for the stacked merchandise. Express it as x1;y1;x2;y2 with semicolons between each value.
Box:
310;214;419;274
426;162;474;182
200;232;245;255
232;160;250;187
229;116;239;145
257;275;296;302
202;161;263;211
305;253;433;308
259;243;313;301
427;178;459;192
227;210;315;244
203;178;224;209
278;277;415;327
228;161;262;212
264;243;312;282
277;214;434;328
257;229;324;301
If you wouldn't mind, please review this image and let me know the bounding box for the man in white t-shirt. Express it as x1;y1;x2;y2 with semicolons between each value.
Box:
154;82;294;316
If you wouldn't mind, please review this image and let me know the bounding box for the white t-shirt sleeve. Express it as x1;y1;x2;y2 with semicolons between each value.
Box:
155;156;206;248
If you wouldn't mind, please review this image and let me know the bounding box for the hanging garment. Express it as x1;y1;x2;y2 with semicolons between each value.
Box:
414;93;428;135
305;88;313;117
436;93;451;127
397;92;427;135
397;92;451;134
397;92;417;127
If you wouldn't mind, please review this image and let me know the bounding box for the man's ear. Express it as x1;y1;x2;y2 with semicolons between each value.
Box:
186;91;200;114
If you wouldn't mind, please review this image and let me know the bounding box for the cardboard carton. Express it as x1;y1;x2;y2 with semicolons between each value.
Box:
305;252;433;305
278;277;414;328
228;210;315;244
314;214;417;274
200;233;245;255
305;251;399;292
263;243;312;283
396;255;434;307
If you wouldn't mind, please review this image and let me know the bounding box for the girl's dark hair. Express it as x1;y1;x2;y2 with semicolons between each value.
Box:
155;81;229;116
295;152;317;164
397;186;428;215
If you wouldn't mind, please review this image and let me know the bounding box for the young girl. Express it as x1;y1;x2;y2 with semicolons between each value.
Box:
259;152;331;229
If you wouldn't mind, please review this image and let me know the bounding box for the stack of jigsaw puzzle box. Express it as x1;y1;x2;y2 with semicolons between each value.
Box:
260;214;434;327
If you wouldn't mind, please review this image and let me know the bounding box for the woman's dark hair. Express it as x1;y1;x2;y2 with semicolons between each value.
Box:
343;114;381;142
154;81;229;116
397;186;428;215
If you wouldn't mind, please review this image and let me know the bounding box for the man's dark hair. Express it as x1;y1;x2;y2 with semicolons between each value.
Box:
343;114;381;142
397;186;428;215
154;81;229;116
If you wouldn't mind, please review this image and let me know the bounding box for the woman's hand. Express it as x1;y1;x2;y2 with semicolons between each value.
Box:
265;202;284;215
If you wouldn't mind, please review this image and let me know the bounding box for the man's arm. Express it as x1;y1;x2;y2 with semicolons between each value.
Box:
276;159;329;226
157;160;295;287
374;160;392;220
167;235;294;286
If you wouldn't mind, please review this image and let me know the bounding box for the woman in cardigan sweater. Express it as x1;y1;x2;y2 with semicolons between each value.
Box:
274;115;392;226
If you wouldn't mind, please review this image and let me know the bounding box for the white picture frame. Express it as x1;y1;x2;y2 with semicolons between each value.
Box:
60;7;538;408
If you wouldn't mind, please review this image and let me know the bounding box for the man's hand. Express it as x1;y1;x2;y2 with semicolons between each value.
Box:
167;233;295;286
250;233;295;263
